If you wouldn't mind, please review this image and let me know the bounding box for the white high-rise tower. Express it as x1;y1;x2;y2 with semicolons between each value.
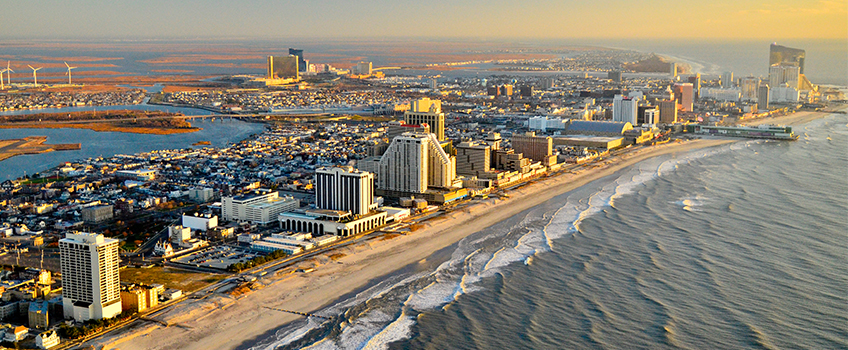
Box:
60;232;121;322
315;166;375;216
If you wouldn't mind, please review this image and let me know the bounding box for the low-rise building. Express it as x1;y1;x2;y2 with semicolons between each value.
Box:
81;205;113;224
36;330;59;349
222;190;299;225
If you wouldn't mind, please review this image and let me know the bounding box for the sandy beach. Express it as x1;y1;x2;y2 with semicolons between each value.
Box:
85;137;738;350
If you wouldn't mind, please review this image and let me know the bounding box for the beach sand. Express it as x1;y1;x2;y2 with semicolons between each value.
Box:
90;138;736;350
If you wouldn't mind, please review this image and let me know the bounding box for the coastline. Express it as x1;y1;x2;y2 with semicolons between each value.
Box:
92;138;734;350
0;123;201;135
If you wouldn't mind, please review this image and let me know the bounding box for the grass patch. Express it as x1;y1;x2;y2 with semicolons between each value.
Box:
120;266;225;292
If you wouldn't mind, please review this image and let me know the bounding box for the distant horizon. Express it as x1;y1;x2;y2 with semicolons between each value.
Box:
3;0;845;41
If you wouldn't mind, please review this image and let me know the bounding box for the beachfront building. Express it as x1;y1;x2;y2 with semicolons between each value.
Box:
120;284;159;313
377;132;456;194
455;141;491;177
511;132;557;166
315;166;376;216
222;190;299;225
404;98;445;141
612;94;638;125
60;232;121;322
36;330;59;349
279;209;387;237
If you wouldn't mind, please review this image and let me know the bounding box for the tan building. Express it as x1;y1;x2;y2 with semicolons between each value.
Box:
658;99;678;124
120;284;159;313
511;132;557;166
404;98;445;141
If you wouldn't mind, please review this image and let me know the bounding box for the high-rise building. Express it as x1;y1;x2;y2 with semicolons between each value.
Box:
769;64;800;90
288;48;307;73
353;62;372;75
315;166;375;216
60;232;121;322
721;71;734;88
769;43;805;74
540;77;555;89
455;141;491;177
658;99;678;124
687;73;701;101
511;132;556;166
613;94;638;124
267;55;299;80
377;133;455;193
673;83;694;112
740;77;760;101
670;63;678;78
758;84;770;109
222;190;299;225
405;98;445;141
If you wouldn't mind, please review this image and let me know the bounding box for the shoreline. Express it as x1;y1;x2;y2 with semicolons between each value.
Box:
87;110;834;350
91;138;734;350
0;123;201;135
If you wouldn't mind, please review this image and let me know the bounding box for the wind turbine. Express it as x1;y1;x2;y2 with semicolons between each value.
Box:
5;62;13;87
27;65;42;86
0;68;6;90
64;61;77;84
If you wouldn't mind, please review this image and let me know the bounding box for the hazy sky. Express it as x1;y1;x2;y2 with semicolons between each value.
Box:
2;0;846;40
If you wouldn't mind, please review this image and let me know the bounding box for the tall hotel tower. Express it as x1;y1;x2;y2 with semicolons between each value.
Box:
60;232;121;322
315;166;375;216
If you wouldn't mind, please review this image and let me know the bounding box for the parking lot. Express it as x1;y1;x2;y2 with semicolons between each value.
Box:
172;246;260;270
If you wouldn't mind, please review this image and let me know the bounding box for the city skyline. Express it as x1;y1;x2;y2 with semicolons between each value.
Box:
1;0;845;40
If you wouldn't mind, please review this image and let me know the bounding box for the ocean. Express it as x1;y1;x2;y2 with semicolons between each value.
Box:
243;111;847;350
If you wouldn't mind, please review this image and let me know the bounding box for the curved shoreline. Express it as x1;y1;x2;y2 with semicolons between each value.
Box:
90;138;734;350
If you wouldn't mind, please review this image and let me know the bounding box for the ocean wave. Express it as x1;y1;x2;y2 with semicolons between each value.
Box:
255;142;740;349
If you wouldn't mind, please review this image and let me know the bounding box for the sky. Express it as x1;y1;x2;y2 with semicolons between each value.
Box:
1;0;846;40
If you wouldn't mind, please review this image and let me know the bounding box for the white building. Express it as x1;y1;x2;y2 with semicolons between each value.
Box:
700;88;742;101
721;71;734;88
769;64;800;90
222;190;300;225
528;116;568;132
169;225;191;243
377;133;456;193
280;209;387;237
643;108;659;125
315;166;376;216
36;330;60;349
153;241;174;257
612;95;638;125
770;86;800;103
181;213;218;232
188;187;215;203
60;232;121;322
740;77;759;101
